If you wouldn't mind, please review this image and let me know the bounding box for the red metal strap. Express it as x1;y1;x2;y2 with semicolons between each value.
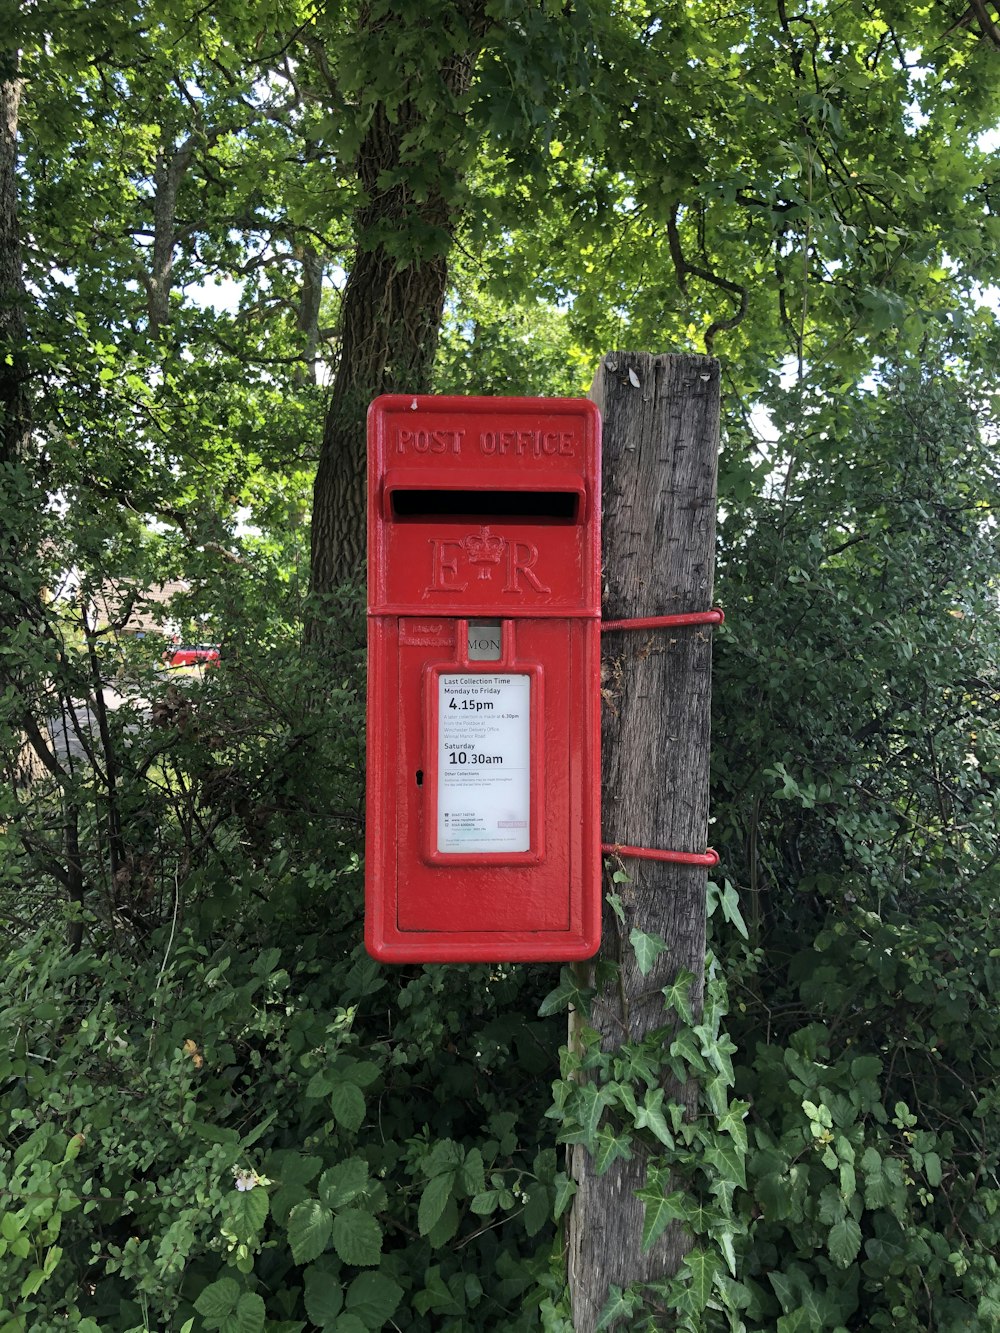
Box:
601;607;724;633
602;843;719;867
600;607;723;868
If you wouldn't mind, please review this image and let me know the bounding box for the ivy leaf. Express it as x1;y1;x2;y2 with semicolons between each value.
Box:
594;1126;633;1175
553;1172;577;1220
630;927;668;976
777;1311;815;1333
332;1209;383;1266
287;1199;333;1264
539;966;595;1017
640;1190;686;1252
828;1214;863;1268
682;1248;720;1314
595;1284;642;1331
716;1100;750;1154
662;970;696;1024
702;1140;747;1191
571;1082;611;1149
634;1088;675;1147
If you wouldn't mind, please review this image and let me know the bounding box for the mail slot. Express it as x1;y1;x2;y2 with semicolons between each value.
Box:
365;394;602;962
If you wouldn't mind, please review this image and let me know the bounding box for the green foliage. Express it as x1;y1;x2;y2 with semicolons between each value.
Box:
0;911;567;1329
707;366;1000;1330
3;0;1000;1329
543;960;750;1330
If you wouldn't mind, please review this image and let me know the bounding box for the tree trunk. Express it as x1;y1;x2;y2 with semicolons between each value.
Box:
307;5;488;630
296;243;324;386
308;208;450;602
0;55;28;465
567;352;720;1330
146;136;196;335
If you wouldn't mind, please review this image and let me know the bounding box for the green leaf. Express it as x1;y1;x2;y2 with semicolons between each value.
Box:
275;1153;324;1190
594;1126;633;1175
415;1264;463;1316
425;1195;460;1247
303;1267;344;1327
194;1276;241;1322
641;1190;686;1253
682;1248;720;1314
470;1190;499;1215
635;1088;675;1147
319;1158;369;1209
702;1140;747;1191
223;1187;269;1241
332;1210;382;1266
662;970;696;1024
630;927;668;976
523;1184;551;1237
20;1268;47;1299
220;1292;265;1333
460;1147;485;1195
850;1054;882;1080
553;1172;577;1220
777;1311;815;1333
716;1100;750;1154
329;1083;366;1132
571;1082;611;1148
720;880;749;939
345;1270;404;1328
924;1151;943;1187
332;1317;366;1333
343;1060;381;1088
595;1285;642;1331
418;1173;454;1236
287;1199;333;1264
539;967;594;1017
828;1214;863;1268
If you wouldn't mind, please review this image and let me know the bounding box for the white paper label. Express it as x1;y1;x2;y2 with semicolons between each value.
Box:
437;674;530;853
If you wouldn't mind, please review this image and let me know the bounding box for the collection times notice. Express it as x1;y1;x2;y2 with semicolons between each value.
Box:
436;674;531;853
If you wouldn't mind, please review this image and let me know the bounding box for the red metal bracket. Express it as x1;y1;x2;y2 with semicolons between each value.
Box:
602;843;719;867
600;606;723;869
601;607;725;633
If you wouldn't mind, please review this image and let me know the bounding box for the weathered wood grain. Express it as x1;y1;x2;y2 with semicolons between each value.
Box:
567;352;720;1331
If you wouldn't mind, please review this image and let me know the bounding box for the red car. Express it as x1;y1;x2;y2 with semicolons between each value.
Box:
164;643;221;668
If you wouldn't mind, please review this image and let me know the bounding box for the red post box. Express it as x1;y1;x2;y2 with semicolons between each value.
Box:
365;394;601;963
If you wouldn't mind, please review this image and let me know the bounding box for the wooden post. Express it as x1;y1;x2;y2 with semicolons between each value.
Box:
567;352;720;1330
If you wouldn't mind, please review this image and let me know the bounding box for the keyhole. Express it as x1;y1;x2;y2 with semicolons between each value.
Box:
415;769;423;787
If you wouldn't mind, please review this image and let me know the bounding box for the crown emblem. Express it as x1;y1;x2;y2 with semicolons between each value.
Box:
463;526;506;565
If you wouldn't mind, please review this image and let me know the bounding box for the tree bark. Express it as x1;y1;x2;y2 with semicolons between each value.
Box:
146;136;196;335
0;54;29;465
307;4;488;627
296;243;324;385
567;352;720;1330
